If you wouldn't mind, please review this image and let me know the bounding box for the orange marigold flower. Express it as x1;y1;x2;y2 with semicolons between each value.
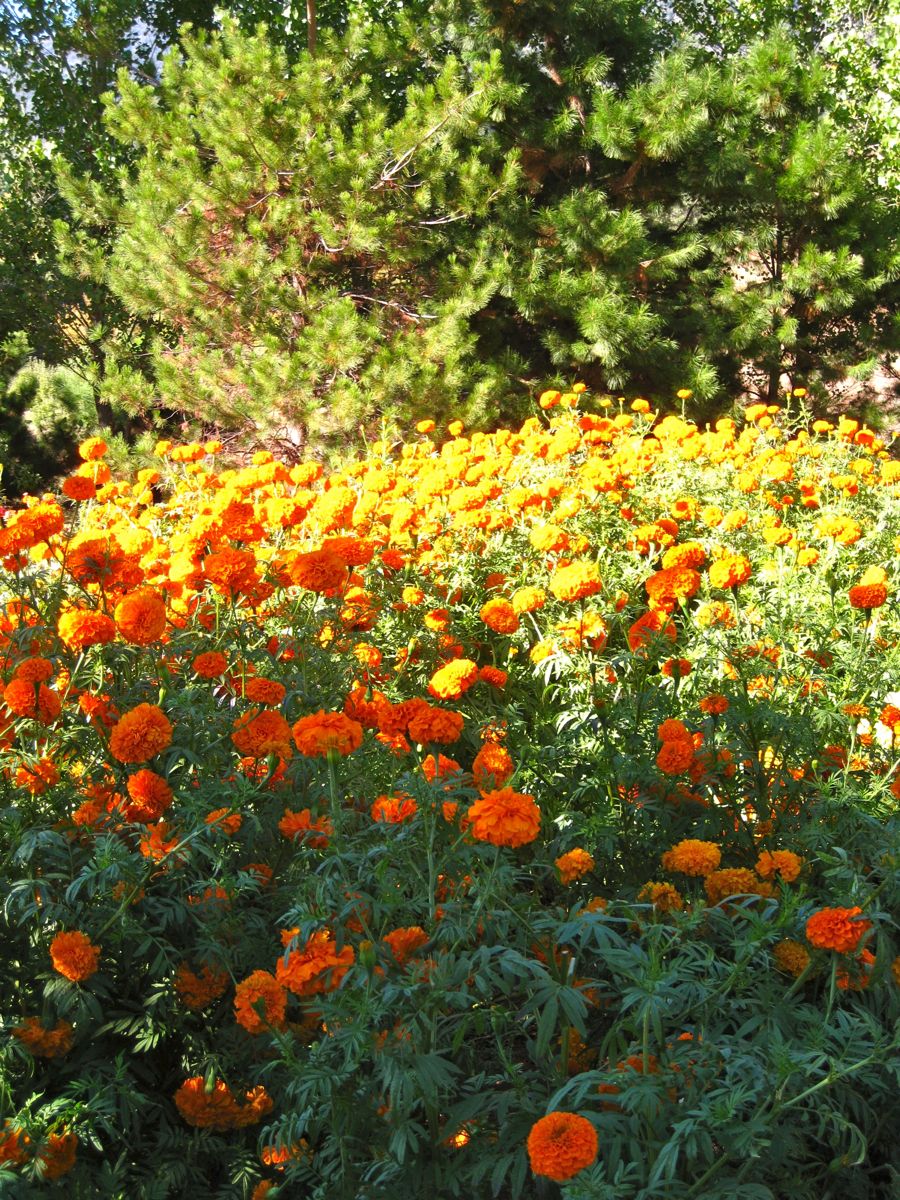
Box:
628;609;676;653
383;925;429;966
407;704;464;745
479;597;520;634
202;547;259;597
704;868;770;904
637;881;683;912
478;665;508;688
428;658;479;700
242;677;286;706
699;693;729;715
772;939;811;977
206;807;242;835
708;553;752;589
293;710;363;757
645;566;700;607
548;561;602;603
276;929;354;996
174;962;229;1010
50;930;100;982
466;787;541;848
15;757;59;795
656;740;695;775
526;1111;598;1182
837;947;876;991
289;548;347;592
661;839;721;876
658;719;690;742
123;769;173;823
472;741;514;790
114;588;167;645
371;793;418;824
278;807;333;847
3;678;61;723
805;906;872;953
193;650;228;678
13;1017;74;1058
0;1125;30;1168
755;849;803;883
109;703;172;763
234;970;288;1034
13;656;54;683
36;1131;78;1180
62;474;96;501
232;709;293;759
555;848;595;884
173;1078;273;1130
848;582;888;610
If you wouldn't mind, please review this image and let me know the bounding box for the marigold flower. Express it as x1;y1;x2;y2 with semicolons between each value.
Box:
293;710;363;757
174;962;229;1010
3;678;61;723
62;474;96;501
479;597;519;633
512;585;546;614
628;609;676;652
708;553;752;589
638;881;683;912
526;1111;598;1182
699;693;729;715
661;839;721;876
276;929;354;996
289;548;347;592
13;656;54;683
645;566;700;607
407;704;464;745
805;906;871;953
206;807;242;835
202;547;260;597
124;769;173;823
478;664;508;688
15;757;59;794
772;939;811;977
472;741;514;790
232;708;293;759
36;1131;78;1180
114;588;167;645
242;677;286;706
234;970;287;1034
371;793;418;823
549;561;602;602
555;848;595;884
836;948;876;991
79;436;108;460
193;650;228;678
848;582;888;610
50;930;100;982
383;926;429;966
704;868;771;904
428;658;479;700
174;1078;273;1130
656;739;695;775
755;849;803;883
109;703;173;763
466;787;541;848
0;1125;30;1168
13;1017;74;1058
278;807;332;847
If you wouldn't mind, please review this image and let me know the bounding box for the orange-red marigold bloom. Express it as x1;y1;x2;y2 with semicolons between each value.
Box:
805;906;872;953
232;709;293;759
234;970;288;1034
556;848;595;884
293;710;363;757
526;1111;598;1182
479;597;520;634
50;930;100;982
109;703;172;763
114;588;167;645
124;769;173;823
466;787;541;848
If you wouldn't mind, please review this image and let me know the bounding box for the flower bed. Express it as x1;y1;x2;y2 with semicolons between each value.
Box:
0;393;898;1198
